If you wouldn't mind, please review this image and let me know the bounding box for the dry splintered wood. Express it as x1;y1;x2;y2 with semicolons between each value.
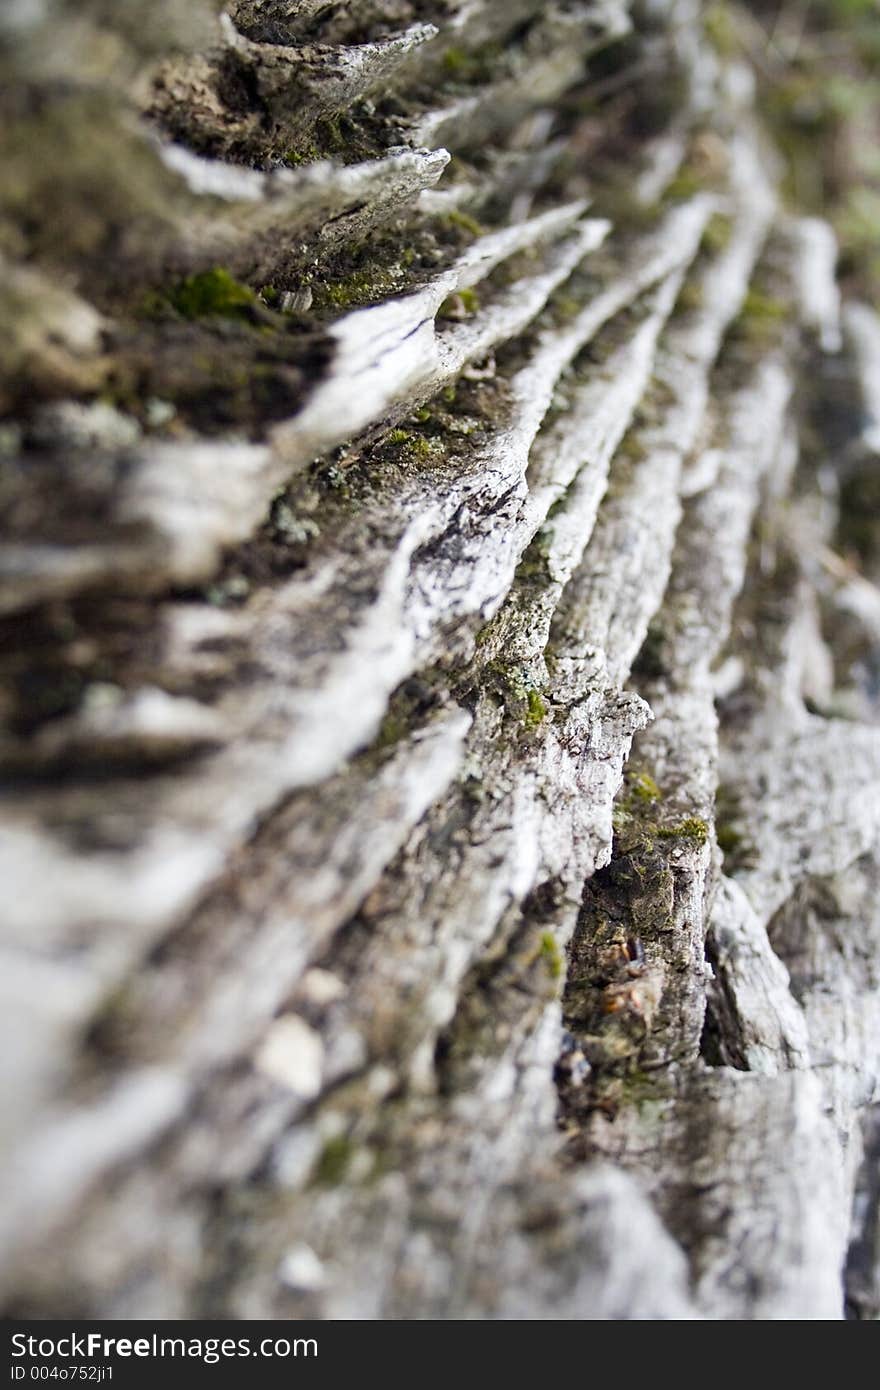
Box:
1;0;879;1320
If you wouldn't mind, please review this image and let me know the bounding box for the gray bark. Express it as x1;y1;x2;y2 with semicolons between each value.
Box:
1;0;878;1319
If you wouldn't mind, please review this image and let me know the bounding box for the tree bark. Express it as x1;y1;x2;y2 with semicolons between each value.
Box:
1;0;878;1319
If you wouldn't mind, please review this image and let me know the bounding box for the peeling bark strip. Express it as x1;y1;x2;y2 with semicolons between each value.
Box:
1;0;879;1320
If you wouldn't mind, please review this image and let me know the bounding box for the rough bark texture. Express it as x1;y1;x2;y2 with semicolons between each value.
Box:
1;0;879;1319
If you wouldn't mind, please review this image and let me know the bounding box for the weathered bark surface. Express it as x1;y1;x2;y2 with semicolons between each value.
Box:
1;0;879;1319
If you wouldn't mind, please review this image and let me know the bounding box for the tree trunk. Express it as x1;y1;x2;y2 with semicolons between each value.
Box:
1;0;879;1319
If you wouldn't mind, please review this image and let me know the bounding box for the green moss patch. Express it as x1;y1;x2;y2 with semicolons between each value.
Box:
162;268;257;320
656;816;709;845
539;931;564;980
